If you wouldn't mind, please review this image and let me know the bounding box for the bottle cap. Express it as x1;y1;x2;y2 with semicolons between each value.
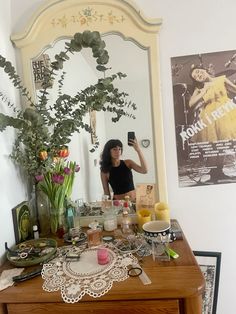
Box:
88;220;99;230
33;225;38;231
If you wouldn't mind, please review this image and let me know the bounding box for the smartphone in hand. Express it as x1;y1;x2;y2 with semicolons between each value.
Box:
128;131;135;146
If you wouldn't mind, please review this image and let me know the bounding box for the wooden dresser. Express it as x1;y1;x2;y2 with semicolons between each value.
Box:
0;222;205;314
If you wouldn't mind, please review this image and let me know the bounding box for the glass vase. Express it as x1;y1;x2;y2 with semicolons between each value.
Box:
50;207;66;237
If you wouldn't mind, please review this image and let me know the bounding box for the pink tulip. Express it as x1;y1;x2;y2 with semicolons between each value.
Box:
64;167;71;175
35;174;44;182
52;173;64;184
75;165;80;172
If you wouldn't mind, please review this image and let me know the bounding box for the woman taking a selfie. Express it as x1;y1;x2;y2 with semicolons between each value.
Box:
100;138;147;201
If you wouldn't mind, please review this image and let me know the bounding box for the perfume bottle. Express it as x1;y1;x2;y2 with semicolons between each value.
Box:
121;203;132;235
87;221;102;247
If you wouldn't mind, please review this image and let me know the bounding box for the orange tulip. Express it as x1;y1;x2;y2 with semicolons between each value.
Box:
39;150;48;161
58;147;69;158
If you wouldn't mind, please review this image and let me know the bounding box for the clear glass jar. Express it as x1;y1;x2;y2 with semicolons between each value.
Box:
103;210;117;231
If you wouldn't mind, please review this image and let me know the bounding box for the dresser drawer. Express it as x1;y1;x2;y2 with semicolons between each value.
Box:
8;299;180;314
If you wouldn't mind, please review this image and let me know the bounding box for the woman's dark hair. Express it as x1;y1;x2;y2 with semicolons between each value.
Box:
189;65;209;89
100;139;123;173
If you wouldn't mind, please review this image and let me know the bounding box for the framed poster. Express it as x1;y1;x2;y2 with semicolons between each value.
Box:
171;50;236;187
194;251;221;314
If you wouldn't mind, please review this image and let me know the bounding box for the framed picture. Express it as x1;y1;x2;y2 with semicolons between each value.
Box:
193;251;221;314
12;201;32;244
135;183;157;211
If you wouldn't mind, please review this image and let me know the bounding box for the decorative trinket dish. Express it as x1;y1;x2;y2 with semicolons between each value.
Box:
6;238;57;267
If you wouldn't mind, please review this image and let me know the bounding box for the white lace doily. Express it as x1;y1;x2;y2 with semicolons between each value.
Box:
41;245;137;303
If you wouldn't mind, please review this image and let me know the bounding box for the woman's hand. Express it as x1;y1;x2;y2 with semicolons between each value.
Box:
126;138;148;174
129;138;140;152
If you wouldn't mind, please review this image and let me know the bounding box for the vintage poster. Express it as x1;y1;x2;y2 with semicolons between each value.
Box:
32;54;51;90
171;50;236;187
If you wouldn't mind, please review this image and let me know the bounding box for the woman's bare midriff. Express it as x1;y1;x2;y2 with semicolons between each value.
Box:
113;190;136;202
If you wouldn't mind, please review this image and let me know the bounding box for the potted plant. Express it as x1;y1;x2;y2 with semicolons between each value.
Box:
0;30;136;234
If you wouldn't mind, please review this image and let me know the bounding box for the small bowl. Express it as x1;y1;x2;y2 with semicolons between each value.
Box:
142;220;176;243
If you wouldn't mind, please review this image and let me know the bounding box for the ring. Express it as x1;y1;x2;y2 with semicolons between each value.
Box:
128;267;142;277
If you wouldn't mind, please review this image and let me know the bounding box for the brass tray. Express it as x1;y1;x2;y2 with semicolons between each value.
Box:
7;238;57;267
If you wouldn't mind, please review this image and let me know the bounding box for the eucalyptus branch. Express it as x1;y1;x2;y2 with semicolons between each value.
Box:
0;29;137;179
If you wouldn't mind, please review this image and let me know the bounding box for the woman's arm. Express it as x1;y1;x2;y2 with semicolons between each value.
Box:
225;77;236;93
100;171;110;197
126;139;148;174
189;87;206;108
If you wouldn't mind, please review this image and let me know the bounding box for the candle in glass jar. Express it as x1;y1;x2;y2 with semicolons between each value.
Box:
97;247;109;265
137;208;151;229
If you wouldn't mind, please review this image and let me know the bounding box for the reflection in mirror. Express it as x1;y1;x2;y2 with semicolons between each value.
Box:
32;34;155;202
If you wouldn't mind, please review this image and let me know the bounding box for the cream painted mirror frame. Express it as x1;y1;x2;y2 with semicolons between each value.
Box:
11;0;168;202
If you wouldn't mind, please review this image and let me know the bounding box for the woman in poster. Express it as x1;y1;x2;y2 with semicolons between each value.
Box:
188;66;236;182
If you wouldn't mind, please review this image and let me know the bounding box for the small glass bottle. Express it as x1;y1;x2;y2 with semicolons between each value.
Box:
121;203;132;235
66;207;75;231
28;185;38;236
87;221;102;247
33;225;39;239
123;196;132;214
101;194;111;212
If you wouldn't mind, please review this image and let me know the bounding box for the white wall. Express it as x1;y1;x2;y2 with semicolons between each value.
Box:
134;1;236;313
0;0;27;264
3;0;236;313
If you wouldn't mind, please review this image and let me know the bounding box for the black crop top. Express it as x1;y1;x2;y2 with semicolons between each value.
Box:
108;160;135;195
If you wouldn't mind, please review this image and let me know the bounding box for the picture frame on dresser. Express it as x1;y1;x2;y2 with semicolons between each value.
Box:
12;201;32;244
193;251;221;314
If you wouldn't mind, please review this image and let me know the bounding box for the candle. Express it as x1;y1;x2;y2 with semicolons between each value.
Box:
97;247;109;265
154;202;170;222
137;208;151;229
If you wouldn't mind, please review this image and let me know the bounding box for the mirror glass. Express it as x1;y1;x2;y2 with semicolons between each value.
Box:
32;33;156;202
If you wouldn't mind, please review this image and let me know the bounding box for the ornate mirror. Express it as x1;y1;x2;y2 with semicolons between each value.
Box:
11;0;167;204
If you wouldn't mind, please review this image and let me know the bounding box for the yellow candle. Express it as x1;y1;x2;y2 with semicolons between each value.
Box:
154;202;170;222
137;208;152;229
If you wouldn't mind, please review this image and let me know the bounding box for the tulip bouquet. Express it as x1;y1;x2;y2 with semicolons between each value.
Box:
35;146;80;233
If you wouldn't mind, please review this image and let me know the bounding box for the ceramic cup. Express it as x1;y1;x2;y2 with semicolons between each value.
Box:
142;220;176;243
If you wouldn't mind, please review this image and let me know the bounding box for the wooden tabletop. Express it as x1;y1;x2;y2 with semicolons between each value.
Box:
0;221;205;310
